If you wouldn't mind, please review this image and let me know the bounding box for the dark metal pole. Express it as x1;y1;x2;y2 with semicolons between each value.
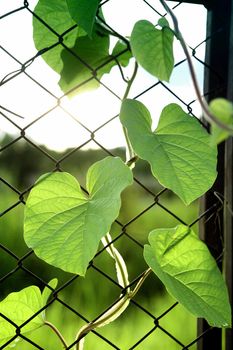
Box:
224;138;233;350
224;3;233;349
167;0;211;6
199;0;233;350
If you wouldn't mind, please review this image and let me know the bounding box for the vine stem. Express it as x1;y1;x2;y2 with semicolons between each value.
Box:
122;62;138;100
122;62;138;164
75;267;151;350
102;233;130;290
130;268;152;298
44;321;68;349
98;19;139;164
74;233;151;350
159;0;233;133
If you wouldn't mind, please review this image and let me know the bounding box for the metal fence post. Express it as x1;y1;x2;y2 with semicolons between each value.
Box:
224;3;233;349
224;138;233;350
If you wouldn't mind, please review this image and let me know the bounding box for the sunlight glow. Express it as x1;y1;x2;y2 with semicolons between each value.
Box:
0;1;207;152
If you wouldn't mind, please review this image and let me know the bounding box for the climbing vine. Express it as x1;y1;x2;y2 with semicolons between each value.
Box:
0;0;232;349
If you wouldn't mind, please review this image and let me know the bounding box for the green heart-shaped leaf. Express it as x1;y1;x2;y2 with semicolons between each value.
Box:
33;0;82;74
0;279;57;347
59;34;132;96
144;225;231;327
24;157;133;276
120;99;217;205
58;30;110;95
66;0;100;37
130;20;174;82
209;98;233;144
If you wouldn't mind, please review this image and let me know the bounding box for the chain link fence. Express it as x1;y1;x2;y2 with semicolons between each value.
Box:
0;0;232;349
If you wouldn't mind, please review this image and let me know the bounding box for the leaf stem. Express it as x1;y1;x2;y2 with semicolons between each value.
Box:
159;0;233;133
75;294;130;350
74;244;150;350
74;267;150;350
122;61;138;164
122;62;138;100
96;15;130;46
130;268;152;298
44;321;68;349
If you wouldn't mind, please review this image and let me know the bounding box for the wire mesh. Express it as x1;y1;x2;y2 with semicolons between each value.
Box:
0;0;230;349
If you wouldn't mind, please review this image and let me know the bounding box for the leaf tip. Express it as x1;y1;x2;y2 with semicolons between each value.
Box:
158;17;170;28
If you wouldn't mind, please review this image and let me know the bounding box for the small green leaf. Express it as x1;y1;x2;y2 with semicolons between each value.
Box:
157;17;169;28
130;20;174;82
41;279;58;309
144;225;231;327
24;157;133;276
120;99;217;205
0;281;55;347
66;0;100;37
209;98;233;144
111;40;132;68
33;0;81;74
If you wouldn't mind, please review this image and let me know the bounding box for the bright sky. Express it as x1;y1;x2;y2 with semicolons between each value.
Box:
0;0;207;152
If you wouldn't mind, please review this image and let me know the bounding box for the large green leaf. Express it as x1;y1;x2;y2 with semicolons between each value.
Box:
209;98;233;144
120;99;217;205
66;0;100;37
58;30;110;94
59;35;132;95
33;0;81;73
130;20;174;82
24;157;133;276
0;279;57;348
144;225;231;327
33;1;131;96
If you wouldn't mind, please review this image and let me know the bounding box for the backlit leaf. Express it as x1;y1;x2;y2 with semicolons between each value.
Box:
66;0;100;37
0;280;56;348
120;99;217;205
33;0;81;73
209;98;233;144
41;279;58;310
24;157;133;276
130;20;174;82
58;29;110;95
144;225;231;327
59;35;132;96
157;17;170;29
33;1;131;96
111;40;132;68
